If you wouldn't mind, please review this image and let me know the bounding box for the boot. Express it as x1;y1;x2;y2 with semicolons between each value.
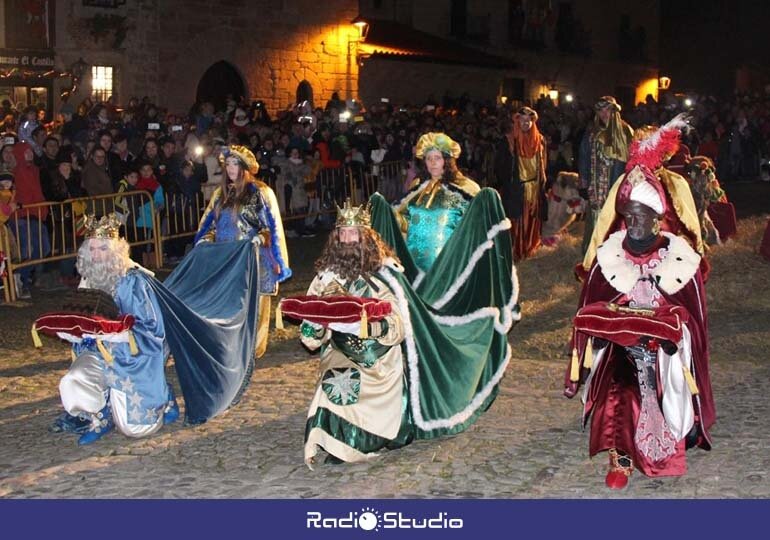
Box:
77;402;114;445
49;412;91;434
163;383;180;425
605;448;633;489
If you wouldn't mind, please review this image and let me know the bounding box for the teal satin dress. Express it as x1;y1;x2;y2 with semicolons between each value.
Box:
404;186;470;273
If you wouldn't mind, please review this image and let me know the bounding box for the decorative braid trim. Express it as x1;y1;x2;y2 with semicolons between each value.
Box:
609;448;634;476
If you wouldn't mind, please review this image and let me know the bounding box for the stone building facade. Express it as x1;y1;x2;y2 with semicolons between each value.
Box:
358;0;661;108
53;0;361;113
1;0;661;115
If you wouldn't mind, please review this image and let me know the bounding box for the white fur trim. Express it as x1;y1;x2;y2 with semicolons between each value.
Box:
380;267;512;432
431;218;512;309
412;269;426;289
432;264;521;333
383;258;404;273
596;231;701;295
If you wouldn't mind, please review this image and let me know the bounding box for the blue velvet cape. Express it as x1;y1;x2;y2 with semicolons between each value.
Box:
145;239;260;424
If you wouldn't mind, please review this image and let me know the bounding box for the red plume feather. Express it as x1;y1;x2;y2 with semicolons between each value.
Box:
625;114;689;173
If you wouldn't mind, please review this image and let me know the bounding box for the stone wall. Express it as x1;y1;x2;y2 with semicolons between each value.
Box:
47;0;660;115
155;0;359;113
53;0;360;114
53;0;161;109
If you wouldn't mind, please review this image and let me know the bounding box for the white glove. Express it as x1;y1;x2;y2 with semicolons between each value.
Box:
251;234;263;245
328;321;361;335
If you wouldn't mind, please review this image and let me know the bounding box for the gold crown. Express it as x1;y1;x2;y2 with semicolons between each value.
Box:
83;213;122;239
335;198;371;228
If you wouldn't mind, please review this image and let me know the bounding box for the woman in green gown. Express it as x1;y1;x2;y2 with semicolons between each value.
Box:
368;132;521;440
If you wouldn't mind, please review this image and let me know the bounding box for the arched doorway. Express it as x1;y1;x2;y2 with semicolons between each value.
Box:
296;80;314;108
196;61;246;110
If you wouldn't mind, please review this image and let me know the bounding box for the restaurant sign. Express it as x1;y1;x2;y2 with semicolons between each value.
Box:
0;50;56;70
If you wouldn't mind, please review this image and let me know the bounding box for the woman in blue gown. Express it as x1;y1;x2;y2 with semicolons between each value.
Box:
194;145;290;357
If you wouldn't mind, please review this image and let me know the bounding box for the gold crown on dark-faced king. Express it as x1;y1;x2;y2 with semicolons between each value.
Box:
83;213;122;239
335;198;371;228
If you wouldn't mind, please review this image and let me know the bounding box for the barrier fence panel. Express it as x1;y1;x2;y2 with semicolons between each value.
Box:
156;191;206;268
244;161;408;228
3;191;159;302
281;165;348;225
368;160;406;203
2;160;413;303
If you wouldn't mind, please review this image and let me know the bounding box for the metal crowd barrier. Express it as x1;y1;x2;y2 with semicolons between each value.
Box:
2;190;159;302
155;191;206;268
1;160;410;302
278;160;406;224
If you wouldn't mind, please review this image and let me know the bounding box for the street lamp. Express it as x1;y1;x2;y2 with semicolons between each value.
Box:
658;76;671;90
348;16;370;67
68;57;89;95
548;84;559;103
70;57;89;83
351;15;369;41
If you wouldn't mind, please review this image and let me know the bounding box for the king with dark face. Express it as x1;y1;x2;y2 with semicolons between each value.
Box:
621;200;660;244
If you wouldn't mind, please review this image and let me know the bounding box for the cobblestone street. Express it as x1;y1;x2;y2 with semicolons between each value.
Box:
2;209;769;499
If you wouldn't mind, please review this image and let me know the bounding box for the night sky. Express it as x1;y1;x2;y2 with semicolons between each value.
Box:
660;0;768;95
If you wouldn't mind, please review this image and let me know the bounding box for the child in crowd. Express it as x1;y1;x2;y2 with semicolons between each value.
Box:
117;162;164;263
0;171;18;298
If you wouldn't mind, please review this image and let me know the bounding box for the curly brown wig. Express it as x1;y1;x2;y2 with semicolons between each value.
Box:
315;227;398;282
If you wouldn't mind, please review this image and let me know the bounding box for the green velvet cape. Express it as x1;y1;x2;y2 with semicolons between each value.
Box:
370;189;520;439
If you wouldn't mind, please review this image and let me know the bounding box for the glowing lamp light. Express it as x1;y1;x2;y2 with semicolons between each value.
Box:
351;15;369;40
684;97;693;108
658;76;671;90
500;96;508;104
564;93;574;103
548;88;559;102
339;110;352;121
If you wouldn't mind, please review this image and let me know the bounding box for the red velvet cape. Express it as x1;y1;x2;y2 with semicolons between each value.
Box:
564;257;715;475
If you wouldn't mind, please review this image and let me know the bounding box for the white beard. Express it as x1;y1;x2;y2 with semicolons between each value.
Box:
80;261;125;295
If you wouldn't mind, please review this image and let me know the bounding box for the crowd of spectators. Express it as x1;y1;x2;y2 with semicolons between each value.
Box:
1;86;769;299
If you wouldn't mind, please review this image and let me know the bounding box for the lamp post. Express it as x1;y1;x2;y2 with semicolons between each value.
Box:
69;57;89;94
70;57;89;83
348;15;369;66
351;15;369;40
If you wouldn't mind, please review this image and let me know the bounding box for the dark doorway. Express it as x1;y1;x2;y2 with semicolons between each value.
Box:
196;61;246;111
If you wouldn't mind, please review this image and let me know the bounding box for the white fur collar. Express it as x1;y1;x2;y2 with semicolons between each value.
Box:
596;231;700;295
